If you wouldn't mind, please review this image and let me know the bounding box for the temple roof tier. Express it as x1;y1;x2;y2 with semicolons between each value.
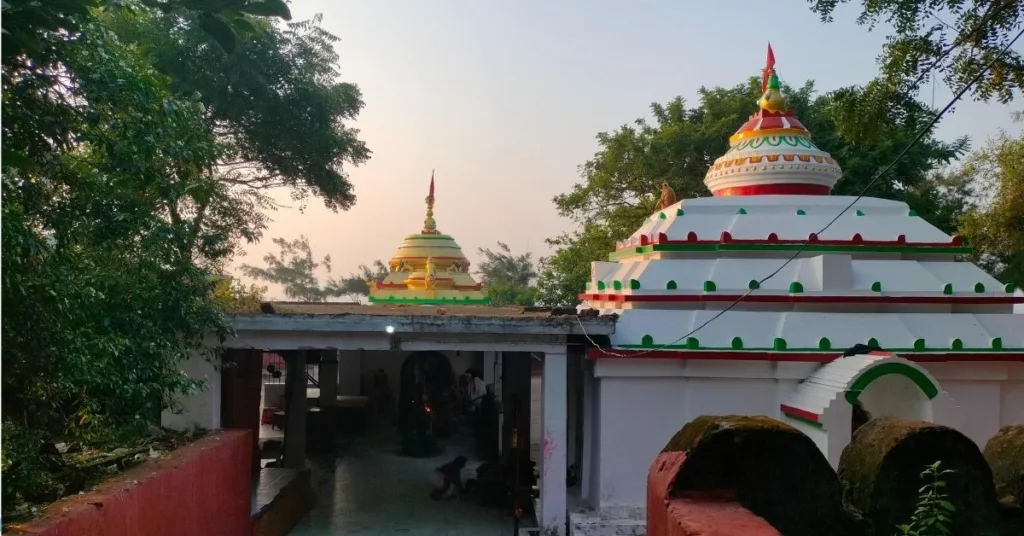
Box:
594;309;1023;354
579;45;1020;360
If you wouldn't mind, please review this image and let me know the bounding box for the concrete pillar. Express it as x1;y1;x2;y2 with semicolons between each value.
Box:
495;352;504;457
338;350;361;396
581;361;593;503
483;351;497;386
540;350;568;536
283;350;308;469
163;351;221;431
320;351;339;408
220;349;263;469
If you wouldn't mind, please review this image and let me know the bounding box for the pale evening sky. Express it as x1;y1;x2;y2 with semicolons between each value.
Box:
236;0;1023;298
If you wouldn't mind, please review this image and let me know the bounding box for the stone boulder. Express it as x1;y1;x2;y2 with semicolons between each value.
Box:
838;417;1002;536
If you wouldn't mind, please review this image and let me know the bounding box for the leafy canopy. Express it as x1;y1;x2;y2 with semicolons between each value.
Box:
102;9;370;210
955;130;1024;289
240;235;338;302
333;260;390;302
475;242;541;306
810;0;1024;105
0;0;315;514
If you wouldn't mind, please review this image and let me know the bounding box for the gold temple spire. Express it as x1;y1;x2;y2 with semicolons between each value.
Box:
422;170;438;235
757;69;788;113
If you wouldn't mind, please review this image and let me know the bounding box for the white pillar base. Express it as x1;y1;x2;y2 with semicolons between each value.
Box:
162;351;221;431
540;350;568;536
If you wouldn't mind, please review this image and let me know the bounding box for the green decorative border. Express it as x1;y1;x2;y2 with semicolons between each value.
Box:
368;296;491;305
618;344;1011;352
844;362;939;403
403;234;455;240
725;135;820;153
608;243;972;261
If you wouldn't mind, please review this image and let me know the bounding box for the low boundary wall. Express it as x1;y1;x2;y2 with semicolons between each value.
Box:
9;429;253;536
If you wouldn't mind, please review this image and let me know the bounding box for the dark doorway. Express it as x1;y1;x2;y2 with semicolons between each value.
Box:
398;351;455;428
398;352;455;456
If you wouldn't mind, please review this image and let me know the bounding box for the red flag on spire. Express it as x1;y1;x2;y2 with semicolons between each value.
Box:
429;170;435;198
761;43;776;93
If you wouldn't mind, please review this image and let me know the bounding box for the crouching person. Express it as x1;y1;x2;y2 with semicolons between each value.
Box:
430;455;467;500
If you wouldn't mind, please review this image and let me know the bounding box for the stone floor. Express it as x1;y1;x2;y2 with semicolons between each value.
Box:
287;424;517;536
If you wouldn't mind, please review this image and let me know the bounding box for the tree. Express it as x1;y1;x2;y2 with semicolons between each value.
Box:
477;242;538;287
102;9;370;211
810;0;1024;105
955;131;1024;288
476;242;540;306
1;0;293;513
540;77;968;306
2;18;253;511
211;276;267;313
331;260;389;302
240;236;338;302
537;225;614;307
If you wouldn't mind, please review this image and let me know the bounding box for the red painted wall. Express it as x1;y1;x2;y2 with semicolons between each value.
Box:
223;349;264;468
647;451;781;536
11;430;253;536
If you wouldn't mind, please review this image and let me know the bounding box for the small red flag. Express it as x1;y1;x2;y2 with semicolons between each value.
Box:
761;43;776;93
429;170;435;199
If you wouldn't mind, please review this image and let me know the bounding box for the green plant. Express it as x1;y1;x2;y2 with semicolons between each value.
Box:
895;461;956;536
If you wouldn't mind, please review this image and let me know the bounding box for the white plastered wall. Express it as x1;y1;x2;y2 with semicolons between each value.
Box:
587;358;1024;509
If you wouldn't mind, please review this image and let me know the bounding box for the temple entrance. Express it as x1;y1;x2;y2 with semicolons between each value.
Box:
780;352;961;468
397;351;459;457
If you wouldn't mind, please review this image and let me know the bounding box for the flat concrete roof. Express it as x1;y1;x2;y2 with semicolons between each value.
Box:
231;302;618;337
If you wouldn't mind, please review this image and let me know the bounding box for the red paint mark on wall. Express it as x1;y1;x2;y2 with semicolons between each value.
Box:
9;430;253;536
542;428;556;476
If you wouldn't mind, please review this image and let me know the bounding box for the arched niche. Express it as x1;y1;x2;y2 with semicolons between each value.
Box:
780;352;961;468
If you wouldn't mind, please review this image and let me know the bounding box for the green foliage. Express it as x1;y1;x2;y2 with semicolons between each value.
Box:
1;17;239;510
332;260;389;301
476;242;540;306
895;461;956;536
2;0;292;64
240;235;340;301
538;224;613;307
211;275;267;313
477;242;538;287
0;0;314;515
486;282;541;307
103;8;370;210
541;78;965;305
955;131;1024;288
810;0;1024;105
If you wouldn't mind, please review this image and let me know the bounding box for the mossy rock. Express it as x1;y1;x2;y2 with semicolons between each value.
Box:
663;415;858;536
838;417;1002;536
983;425;1024;508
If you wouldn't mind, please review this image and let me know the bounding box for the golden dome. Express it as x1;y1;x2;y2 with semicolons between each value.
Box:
368;173;489;305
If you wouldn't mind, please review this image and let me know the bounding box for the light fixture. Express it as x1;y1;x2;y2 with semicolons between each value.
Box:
385;325;395;334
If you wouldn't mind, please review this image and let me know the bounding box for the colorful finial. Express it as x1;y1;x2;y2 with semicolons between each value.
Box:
422;170;438;234
757;47;787;114
761;42;776;94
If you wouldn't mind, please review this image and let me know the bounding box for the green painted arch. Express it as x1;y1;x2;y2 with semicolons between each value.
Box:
844;361;940;405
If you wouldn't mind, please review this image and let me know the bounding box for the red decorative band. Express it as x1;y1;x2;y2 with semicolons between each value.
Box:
578;293;1024;305
712;183;831;196
779;404;820;423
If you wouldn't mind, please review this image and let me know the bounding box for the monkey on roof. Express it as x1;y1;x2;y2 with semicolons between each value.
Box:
656;182;677;211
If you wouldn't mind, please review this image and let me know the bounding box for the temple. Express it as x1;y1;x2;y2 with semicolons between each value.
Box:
368;173;489;305
148;46;1024;536
571;46;1024;534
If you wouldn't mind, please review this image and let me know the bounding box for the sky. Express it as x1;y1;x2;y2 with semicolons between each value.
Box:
236;0;1023;299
